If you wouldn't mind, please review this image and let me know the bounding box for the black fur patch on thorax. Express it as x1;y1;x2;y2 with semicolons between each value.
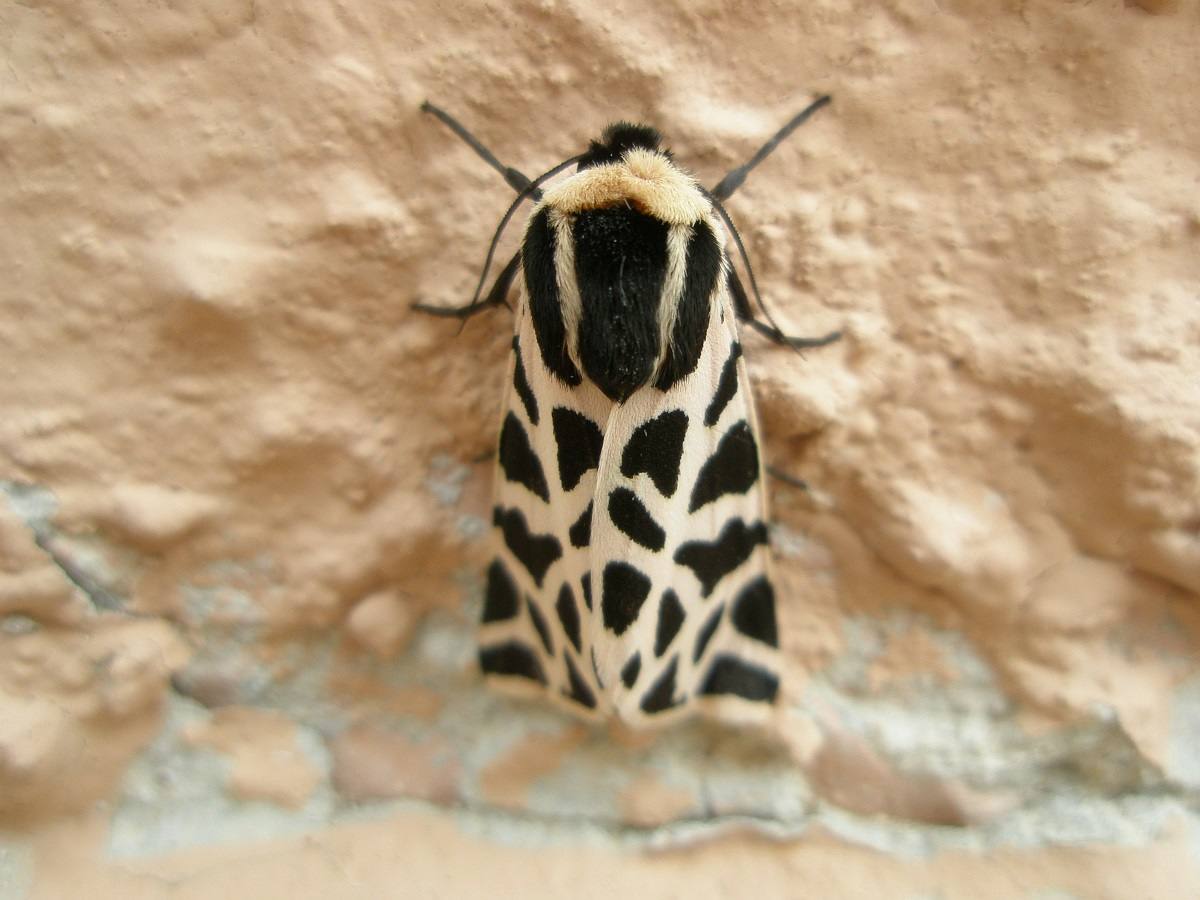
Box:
655;219;721;391
524;208;582;387
572;207;669;402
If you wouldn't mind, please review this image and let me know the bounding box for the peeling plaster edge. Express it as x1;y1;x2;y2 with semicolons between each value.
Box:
1;480;130;613
131;788;1193;862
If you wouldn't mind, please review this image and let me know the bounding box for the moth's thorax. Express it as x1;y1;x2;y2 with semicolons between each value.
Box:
539;148;711;225
521;137;728;404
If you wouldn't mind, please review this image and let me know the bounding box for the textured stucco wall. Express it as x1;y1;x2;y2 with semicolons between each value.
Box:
2;0;1199;896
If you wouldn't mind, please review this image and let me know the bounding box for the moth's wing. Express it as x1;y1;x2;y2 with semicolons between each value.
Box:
590;283;780;726
478;297;615;719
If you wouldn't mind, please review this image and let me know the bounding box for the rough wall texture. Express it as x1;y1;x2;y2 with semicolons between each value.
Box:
2;0;1199;896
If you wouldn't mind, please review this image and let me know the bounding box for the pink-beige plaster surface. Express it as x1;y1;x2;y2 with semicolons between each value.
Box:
2;0;1199;896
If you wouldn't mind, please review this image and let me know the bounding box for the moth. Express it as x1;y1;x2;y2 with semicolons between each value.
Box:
415;98;839;726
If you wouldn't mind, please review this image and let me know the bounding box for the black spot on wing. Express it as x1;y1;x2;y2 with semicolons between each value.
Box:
601;561;651;636
607;487;665;552
640;655;681;714
704;341;742;427
498;413;550;502
688;420;759;513
481;560;519;623
620;409;688;498
699;655;778;702
581;573;592;610
527;596;554;655
568;501;592;549
693;605;723;663
563;652;597;709
731;576;778;647
620;651;641;688
674;519;769;598
574;208;669;402
654;589;686;657
479;641;546;684
524;208;581;386
494;506;562;588
552;407;603;492
511;336;539;426
656;220;721;391
555;583;581;653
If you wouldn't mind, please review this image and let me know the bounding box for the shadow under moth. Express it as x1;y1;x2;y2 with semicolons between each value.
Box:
415;97;839;727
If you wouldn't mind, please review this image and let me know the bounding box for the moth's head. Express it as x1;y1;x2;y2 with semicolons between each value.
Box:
576;122;667;171
539;121;710;226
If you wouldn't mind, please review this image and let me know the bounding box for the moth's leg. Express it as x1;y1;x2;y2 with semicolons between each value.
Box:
766;465;809;491
728;264;755;320
421;101;536;196
746;318;842;350
412;250;521;320
729;268;842;350
710;95;832;202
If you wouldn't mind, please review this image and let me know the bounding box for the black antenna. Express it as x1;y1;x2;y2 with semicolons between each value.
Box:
710;95;831;202
421;101;539;198
704;95;839;353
